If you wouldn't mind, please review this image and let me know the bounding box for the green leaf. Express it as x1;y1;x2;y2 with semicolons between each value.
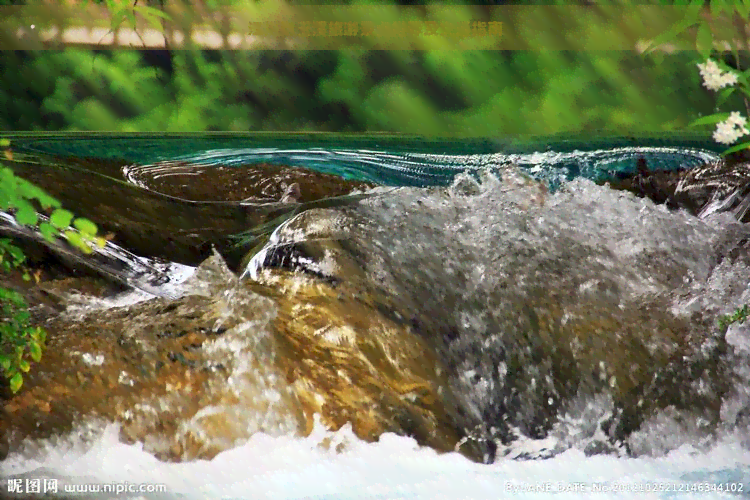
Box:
716;86;736;107
50;209;74;230
0;287;24;306
0;355;10;372
15;200;38;226
0;187;11;212
73;218;98;236
642;15;698;54
64;230;92;253
30;328;42;342
39;222;57;243
690;112;730;127
710;0;730;18
9;372;22;393
16;178;60;209
133;5;173;21
18;359;30;373
0;168;15;187
124;9;137;29
5;243;24;264
29;342;42;362
142;14;167;33
722;141;750;156
111;11;126;31
13;309;29;324
696;23;713;59
0;138;10;147
735;69;750;89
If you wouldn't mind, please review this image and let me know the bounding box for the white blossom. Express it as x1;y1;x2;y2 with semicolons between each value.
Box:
713;112;750;145
727;111;747;129
697;59;739;91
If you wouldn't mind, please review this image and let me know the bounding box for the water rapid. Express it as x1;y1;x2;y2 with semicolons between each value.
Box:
1;139;749;499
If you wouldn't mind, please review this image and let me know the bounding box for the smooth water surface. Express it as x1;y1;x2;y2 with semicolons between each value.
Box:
5;132;723;188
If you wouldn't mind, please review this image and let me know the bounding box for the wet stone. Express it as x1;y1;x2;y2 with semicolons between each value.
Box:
607;155;750;223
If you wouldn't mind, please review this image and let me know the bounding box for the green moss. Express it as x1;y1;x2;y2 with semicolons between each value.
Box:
718;304;750;331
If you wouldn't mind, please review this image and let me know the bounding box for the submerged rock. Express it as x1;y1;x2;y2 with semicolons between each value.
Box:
608;154;750;222
4;154;376;270
278;182;302;204
0;251;490;464
0;253;304;462
123;160;375;204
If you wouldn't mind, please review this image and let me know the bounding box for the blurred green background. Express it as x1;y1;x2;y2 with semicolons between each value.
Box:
0;0;745;137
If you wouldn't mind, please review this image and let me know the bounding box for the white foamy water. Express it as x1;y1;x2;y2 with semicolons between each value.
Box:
2;419;749;500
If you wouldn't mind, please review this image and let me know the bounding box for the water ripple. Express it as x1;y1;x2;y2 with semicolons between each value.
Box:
150;146;721;190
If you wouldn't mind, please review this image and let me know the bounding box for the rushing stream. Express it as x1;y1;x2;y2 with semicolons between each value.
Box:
1;134;749;499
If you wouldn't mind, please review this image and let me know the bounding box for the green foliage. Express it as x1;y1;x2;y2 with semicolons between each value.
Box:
72;0;173;46
5;48;717;136
721;139;750;156
690;112;731;127
0;165;105;252
0;286;45;394
0;1;727;136
718;304;750;331
644;0;750;155
0;239;27;277
0;160;104;393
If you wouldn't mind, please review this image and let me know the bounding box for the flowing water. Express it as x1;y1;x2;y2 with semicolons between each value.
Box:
1;134;749;499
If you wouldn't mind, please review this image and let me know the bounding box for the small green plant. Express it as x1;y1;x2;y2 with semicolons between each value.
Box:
717;304;750;331
1;141;105;393
0;238;29;279
0;287;45;394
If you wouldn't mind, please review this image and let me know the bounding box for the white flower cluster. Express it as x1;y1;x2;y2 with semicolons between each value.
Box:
713;111;749;145
696;60;748;145
697;59;739;91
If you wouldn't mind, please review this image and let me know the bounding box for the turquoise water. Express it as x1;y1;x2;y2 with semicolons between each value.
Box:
2;132;724;189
